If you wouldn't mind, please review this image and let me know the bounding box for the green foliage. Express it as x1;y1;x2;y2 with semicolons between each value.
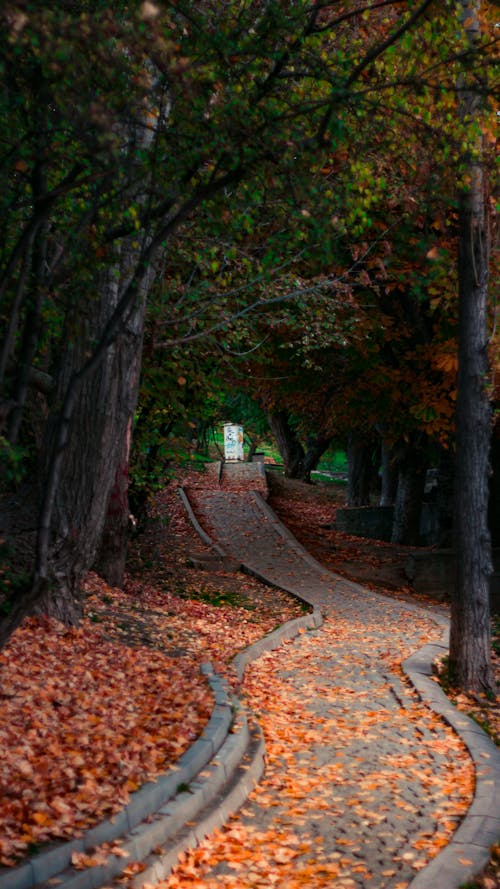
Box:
0;538;31;609
0;437;27;492
317;450;348;474
184;586;244;609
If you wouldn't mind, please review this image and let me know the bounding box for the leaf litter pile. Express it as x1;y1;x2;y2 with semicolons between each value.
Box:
0;477;302;866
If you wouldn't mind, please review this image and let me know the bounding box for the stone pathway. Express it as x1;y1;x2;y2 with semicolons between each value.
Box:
167;481;495;889
2;469;497;889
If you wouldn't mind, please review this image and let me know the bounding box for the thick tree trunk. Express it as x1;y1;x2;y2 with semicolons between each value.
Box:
267;410;305;478
391;443;427;545
40;258;149;608
93;421;134;589
267;411;331;482
449;0;493;694
347;433;374;506
0;254;151;648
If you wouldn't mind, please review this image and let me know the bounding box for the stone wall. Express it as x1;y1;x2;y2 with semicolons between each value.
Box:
335;506;394;542
404;549;500;612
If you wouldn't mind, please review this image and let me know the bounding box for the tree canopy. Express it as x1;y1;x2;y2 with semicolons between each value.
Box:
0;0;498;691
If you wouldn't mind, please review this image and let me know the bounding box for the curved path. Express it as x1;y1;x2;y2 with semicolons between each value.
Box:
176;479;500;889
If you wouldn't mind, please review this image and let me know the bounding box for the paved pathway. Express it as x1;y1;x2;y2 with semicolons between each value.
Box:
172;481;498;889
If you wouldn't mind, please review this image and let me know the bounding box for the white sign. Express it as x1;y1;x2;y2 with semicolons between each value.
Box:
223;424;244;461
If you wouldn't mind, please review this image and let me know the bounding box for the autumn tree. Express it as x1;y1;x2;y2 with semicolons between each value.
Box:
448;0;498;694
1;0;451;648
1;0;497;705
146;0;498;691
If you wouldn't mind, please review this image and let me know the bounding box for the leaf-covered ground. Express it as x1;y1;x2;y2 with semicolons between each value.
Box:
0;477;303;867
0;469;498;887
265;472;500;749
265;472;500;889
162;612;474;889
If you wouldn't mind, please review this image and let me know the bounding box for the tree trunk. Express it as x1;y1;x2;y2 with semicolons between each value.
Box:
93;420;135;589
267;410;305;478
246;437;258;462
0;253;152;648
391;443;427;545
449;0;493;693
42;257;150;603
347;433;374;506
301;435;333;483
489;426;500;548
379;441;398;507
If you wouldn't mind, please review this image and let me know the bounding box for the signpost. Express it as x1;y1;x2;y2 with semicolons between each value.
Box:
223;423;244;461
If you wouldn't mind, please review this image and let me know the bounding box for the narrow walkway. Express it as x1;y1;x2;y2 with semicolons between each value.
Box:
172;479;497;889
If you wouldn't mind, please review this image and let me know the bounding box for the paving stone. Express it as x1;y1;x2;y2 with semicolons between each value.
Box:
30;840;84;886
0;865;34;889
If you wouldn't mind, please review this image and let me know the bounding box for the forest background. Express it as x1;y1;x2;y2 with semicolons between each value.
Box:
0;0;499;694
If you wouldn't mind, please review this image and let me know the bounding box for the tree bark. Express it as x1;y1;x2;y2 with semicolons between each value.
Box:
449;0;493;693
267;410;305;478
0;253;152;648
489;426;500;547
391;442;427;545
267;411;331;481
301;435;333;483
41;257;150;603
93;419;134;588
347;433;375;506
379;441;398;507
246;438;258;462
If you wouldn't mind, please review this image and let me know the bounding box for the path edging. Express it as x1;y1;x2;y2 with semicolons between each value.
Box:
179;485;324;665
404;645;500;889
177;487;226;558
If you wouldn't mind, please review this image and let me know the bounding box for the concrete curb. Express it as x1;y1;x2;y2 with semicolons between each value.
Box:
233;610;323;682
252;490;342;577
130;720;265;889
177;488;226;558
404;645;500;889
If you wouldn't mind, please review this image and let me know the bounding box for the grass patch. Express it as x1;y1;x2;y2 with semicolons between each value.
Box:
184;586;249;609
